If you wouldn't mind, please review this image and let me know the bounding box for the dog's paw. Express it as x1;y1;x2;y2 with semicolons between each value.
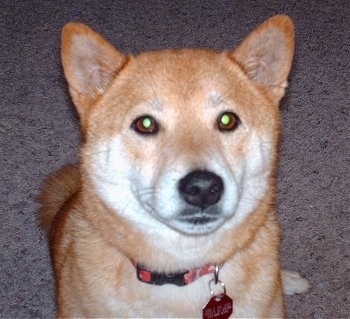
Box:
281;269;312;296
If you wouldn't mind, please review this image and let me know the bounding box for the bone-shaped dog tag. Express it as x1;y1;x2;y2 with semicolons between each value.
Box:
203;293;233;319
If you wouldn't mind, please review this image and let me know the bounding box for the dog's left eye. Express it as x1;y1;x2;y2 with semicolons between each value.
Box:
217;111;240;132
132;115;159;135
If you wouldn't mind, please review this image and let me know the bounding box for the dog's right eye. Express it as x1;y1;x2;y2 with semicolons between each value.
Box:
131;115;159;135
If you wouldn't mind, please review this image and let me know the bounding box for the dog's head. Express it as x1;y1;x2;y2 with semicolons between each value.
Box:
61;16;294;267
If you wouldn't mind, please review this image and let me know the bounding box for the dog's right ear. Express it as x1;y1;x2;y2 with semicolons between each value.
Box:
61;23;127;120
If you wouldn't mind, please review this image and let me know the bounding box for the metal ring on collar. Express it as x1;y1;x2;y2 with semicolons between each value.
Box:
208;278;226;296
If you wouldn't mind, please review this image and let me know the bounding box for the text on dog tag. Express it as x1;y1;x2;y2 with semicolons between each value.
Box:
203;294;233;319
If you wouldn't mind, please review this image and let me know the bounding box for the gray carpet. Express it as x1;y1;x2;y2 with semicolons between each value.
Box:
1;1;349;318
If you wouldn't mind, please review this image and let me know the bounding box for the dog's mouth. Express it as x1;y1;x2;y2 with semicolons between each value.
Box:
170;207;224;235
177;207;221;222
177;215;218;225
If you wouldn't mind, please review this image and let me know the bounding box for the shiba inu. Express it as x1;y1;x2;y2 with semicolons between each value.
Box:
38;15;310;318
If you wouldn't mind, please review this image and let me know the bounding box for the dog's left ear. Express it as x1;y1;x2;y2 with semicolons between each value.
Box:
231;15;295;104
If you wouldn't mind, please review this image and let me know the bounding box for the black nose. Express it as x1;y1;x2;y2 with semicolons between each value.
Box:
178;170;224;209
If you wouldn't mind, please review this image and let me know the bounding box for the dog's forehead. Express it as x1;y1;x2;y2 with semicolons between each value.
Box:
130;49;237;85
105;49;250;109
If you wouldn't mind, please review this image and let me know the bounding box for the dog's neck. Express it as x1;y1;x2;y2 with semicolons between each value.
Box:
133;262;216;286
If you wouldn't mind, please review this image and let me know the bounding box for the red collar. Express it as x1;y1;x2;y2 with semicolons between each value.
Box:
133;262;216;286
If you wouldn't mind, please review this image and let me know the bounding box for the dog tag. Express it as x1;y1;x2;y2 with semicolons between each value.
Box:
203;294;233;319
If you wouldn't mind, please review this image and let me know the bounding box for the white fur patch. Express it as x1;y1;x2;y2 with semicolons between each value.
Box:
282;269;312;295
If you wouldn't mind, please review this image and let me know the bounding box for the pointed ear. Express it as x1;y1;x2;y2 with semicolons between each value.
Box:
61;23;127;118
231;15;295;104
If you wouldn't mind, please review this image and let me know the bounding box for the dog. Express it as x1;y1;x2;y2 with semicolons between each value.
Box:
38;15;311;318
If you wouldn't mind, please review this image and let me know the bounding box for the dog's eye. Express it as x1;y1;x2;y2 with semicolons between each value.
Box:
217;112;240;132
132;115;159;135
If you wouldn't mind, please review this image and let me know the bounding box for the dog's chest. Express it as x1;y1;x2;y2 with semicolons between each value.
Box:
111;278;212;317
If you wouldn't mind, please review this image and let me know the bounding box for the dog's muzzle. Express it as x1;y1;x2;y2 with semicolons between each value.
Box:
177;170;224;224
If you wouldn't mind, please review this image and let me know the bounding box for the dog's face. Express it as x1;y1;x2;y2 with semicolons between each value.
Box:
61;16;294;264
83;50;278;237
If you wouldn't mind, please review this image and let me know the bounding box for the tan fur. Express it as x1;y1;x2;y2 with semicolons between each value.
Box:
38;165;80;232
38;15;310;318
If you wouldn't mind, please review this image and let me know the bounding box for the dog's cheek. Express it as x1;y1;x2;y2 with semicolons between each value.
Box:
246;132;275;177
85;138;132;194
122;139;162;184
